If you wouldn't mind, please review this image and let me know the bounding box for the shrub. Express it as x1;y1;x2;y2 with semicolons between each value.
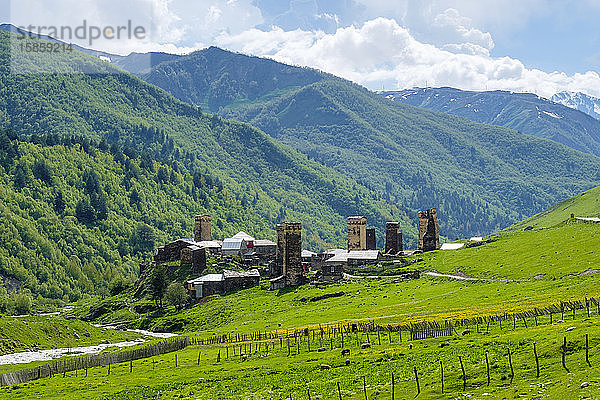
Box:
165;282;188;310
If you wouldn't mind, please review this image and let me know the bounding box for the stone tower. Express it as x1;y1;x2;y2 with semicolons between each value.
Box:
347;216;367;250
194;215;211;242
273;223;285;277
418;209;440;252
366;228;376;250
282;222;303;286
385;222;403;254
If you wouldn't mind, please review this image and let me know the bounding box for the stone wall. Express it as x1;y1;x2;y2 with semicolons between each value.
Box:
273;224;285;277
282;222;303;286
180;246;207;274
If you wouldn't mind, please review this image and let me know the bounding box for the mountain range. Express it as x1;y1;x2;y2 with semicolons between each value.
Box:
379;87;600;157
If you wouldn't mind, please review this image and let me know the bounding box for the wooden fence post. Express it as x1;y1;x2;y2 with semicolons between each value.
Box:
414;366;420;395
508;349;514;383
533;342;539;378
440;360;444;394
562;337;569;372
485;351;490;385
586;334;591;367
459;356;466;391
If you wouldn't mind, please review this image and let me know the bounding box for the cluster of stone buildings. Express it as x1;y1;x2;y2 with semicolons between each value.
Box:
152;208;441;300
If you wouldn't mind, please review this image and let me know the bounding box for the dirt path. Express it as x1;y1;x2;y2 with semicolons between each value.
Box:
423;271;515;282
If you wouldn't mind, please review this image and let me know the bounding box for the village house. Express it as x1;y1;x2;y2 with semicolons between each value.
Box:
321;249;381;282
186;269;260;299
221;237;248;256
301;250;317;270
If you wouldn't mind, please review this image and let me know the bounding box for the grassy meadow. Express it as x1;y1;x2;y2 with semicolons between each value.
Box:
1;307;599;399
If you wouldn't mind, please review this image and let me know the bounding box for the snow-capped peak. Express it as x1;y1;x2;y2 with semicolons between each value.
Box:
551;91;600;120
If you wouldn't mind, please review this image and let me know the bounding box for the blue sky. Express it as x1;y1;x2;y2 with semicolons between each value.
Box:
3;0;600;97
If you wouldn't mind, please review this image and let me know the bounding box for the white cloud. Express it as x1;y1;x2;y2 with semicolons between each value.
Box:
216;17;600;98
6;0;600;98
432;8;494;53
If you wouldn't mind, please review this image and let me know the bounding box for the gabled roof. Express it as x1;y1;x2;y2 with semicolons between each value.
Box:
302;250;316;258
321;248;347;255
347;250;380;260
196;240;222;248
232;231;255;241
326;250;380;263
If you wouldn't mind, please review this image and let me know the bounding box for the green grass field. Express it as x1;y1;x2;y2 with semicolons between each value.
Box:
1;308;599;399
413;221;600;279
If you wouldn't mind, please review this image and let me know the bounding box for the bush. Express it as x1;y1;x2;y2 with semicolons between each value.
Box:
13;292;33;315
165;282;188;310
108;277;131;296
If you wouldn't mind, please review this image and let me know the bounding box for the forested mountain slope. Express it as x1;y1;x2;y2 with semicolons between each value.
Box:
141;46;326;112
0;32;408;301
0;132;267;301
223;81;600;239
136;47;600;239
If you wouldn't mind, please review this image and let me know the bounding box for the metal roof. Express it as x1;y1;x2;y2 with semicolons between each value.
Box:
254;239;276;246
196;240;222;248
222;238;246;250
326;250;380;263
322;248;347;255
187;273;224;284
223;269;260;279
302;250;316;258
441;243;465;250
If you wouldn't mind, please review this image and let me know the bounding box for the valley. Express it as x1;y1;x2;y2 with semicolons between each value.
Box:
1;18;600;399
